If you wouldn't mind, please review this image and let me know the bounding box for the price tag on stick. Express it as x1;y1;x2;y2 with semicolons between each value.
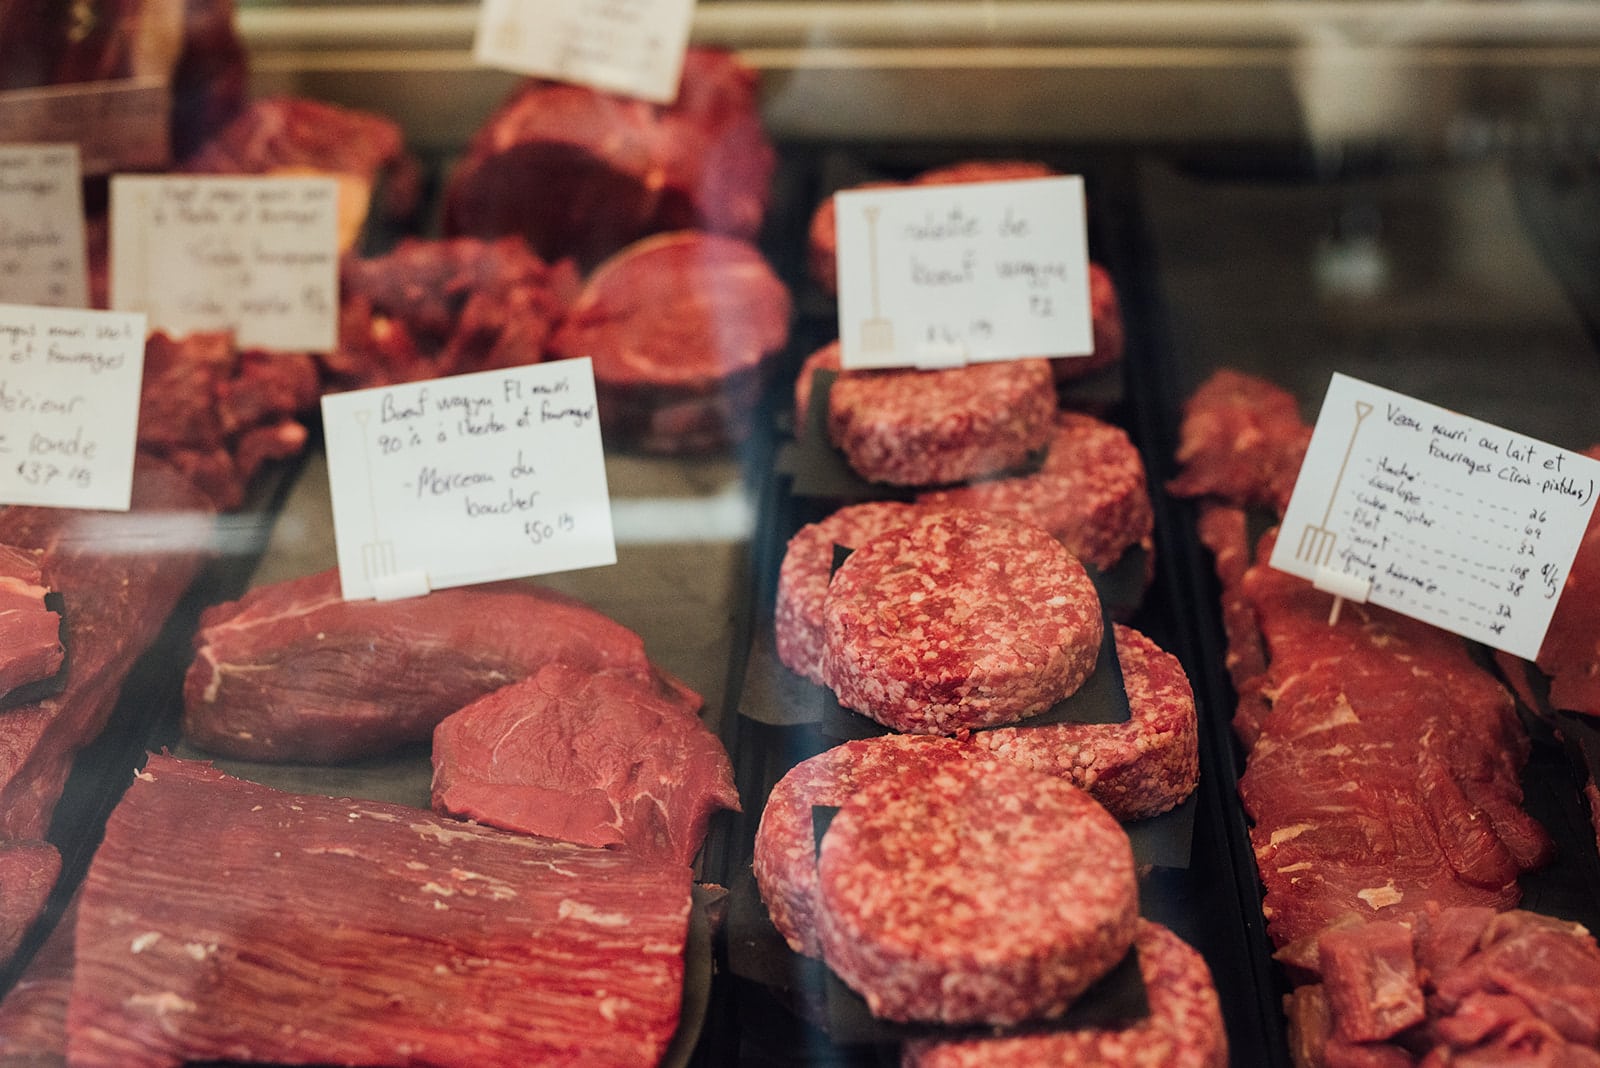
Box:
0;304;146;511
1270;373;1600;659
0;145;89;309
834;177;1094;370
321;360;618;602
475;0;696;104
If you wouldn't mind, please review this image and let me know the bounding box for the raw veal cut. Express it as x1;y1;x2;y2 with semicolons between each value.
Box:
432;661;739;866
822;510;1102;733
547;231;792;453
0;544;62;703
901;921;1229;1068
0;892;76;1063
815;753;1137;1025
444;48;774;268
0;457;215;840
65;754;692;1068
183;568;698;763
1534;445;1600;717
0;839;59;968
1164;368;1312;516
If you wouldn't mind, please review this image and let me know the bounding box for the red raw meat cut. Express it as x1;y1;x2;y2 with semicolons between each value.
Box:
822;510;1102;733
0;891;76;1063
0;456;215;841
183;568;698;763
444;48;773;268
1317;921;1425;1042
1054;262;1126;385
1193;502;1274;748
753;735;980;957
547;231;791;453
815;752;1136;1025
1535;445;1600;717
1166;368;1312;516
431;661;739;866
918;410;1153;573
1236;532;1551;948
0;545;62;703
971;624;1199;821
331;236;579;390
902;921;1229;1068
822;350;1058;487
65;754;692;1068
138;332;319;509
0;840;59;970
183;96;423;248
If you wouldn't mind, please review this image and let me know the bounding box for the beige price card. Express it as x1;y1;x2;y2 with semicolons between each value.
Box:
475;0;695;104
1271;373;1600;660
110;175;339;351
0;145;88;309
322;360;618;602
0;304;146;511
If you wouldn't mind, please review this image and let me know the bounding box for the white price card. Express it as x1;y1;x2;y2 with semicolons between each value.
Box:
0;304;146;511
0;145;88;309
1271;373;1600;660
834;177;1094;371
109;175;339;351
475;0;696;104
322;360;618;602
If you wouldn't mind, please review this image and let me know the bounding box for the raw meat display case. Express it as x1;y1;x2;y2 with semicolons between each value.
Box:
6;2;1600;1065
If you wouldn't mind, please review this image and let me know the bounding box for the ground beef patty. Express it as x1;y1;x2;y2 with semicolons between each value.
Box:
774;501;933;685
753;735;980;957
901;921;1228;1067
822;510;1102;733
815;754;1137;1025
972;625;1198;820
918;411;1152;573
827;358;1057;487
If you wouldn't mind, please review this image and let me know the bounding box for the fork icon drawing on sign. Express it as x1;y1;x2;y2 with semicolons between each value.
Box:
1297;400;1375;568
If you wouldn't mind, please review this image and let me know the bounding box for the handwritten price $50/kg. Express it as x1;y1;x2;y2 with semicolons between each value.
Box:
524;513;576;546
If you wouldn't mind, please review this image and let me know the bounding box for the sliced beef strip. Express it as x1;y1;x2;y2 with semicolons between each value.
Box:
431;661;739;867
65;754;692;1068
0;545;63;704
183;568;698;763
0;456;215;841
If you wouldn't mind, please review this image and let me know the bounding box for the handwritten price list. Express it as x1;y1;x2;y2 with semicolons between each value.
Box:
110;175;339;351
0;145;87;309
834;177;1094;370
322;360;617;601
0;304;145;511
1271;373;1600;660
475;0;694;103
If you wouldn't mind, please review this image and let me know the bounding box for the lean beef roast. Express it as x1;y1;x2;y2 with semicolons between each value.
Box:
0;840;59;971
65;754;693;1068
444;48;773;268
183;568;698;763
431;661;738;867
0;545;62;705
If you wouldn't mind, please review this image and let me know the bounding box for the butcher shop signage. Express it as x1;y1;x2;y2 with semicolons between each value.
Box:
321;359;617;601
0;145;88;309
474;0;696;104
833;176;1095;371
0;303;146;511
1272;373;1600;660
108;174;340;352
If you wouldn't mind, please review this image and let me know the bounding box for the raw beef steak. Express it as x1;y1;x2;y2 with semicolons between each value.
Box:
815;753;1137;1025
65;754;692;1068
0;891;76;1063
972;624;1199;821
902;921;1229;1068
0;545;62;703
432;662;739;867
753;735;981;957
444;48;773;268
1536;445;1600;717
1165;368;1312;516
918;410;1153;573
0;840;59;970
547;231;791;453
825;354;1058;487
0;457;215;840
184;568;697;763
821;510;1102;733
774;500;932;685
331;235;579;390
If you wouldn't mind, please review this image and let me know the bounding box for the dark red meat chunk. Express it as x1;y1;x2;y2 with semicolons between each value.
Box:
0;840;59;971
0;545;62;703
432;661;739;866
1166;368;1313;516
1319;921;1426;1042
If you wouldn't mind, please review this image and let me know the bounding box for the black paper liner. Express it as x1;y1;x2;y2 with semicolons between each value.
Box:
726;869;1149;1048
0;590;69;711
